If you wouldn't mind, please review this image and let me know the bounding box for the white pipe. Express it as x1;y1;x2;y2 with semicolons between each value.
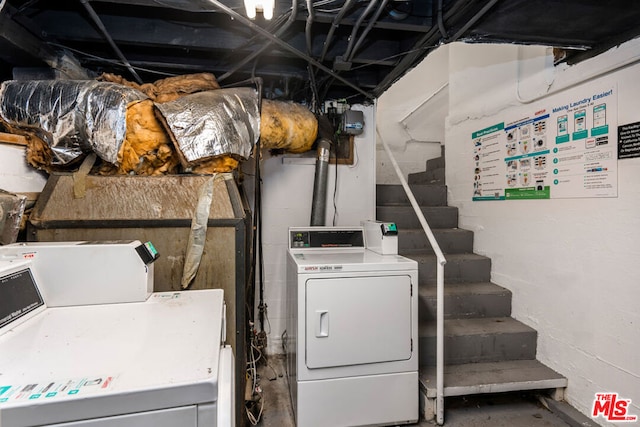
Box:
377;126;447;425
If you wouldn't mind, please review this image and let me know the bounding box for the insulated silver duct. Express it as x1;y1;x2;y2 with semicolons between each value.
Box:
310;138;331;226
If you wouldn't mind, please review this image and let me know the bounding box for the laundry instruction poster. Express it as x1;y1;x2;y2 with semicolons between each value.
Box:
472;85;617;201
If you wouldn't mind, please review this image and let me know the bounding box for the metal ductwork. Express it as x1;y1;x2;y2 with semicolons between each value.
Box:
310;138;331;226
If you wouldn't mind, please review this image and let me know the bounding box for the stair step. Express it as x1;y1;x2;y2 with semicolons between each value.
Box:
418;282;512;321
406;253;491;284
426;156;445;171
419;317;537;365
419;360;567;398
408;168;445;185
376;157;563;409
399;228;473;254
376;184;447;207
377;205;458;229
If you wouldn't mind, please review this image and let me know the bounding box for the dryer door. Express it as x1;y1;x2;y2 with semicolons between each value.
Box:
305;275;412;369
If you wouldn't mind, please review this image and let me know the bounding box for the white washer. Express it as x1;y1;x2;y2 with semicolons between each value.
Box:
0;259;234;427
286;226;419;427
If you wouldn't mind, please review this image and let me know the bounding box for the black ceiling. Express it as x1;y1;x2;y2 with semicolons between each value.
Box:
1;0;640;106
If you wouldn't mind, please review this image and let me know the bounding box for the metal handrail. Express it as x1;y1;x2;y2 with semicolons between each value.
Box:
377;127;447;425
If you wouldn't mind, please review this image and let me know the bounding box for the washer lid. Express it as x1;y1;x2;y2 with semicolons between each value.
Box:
0;289;225;426
291;250;417;273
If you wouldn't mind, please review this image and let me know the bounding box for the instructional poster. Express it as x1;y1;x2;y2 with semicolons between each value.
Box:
472;85;617;201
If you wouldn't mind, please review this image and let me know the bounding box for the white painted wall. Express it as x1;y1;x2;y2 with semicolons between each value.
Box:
376;45;449;184
254;104;377;354
442;40;640;423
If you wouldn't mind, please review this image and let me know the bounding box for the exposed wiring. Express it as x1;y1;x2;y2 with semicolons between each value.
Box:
316;7;343;12
308;64;320;112
245;333;264;425
47;42;177;77
250;341;263;365
252;82;266;334
312;0;343;7
319;0;356;62
332;136;339;226
246;395;263;424
305;0;315;56
436;0;448;41
349;42;441;71
342;0;378;61
257;158;266;333
314;0;350;14
347;0;389;62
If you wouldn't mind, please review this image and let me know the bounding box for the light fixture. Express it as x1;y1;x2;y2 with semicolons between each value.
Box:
244;0;274;20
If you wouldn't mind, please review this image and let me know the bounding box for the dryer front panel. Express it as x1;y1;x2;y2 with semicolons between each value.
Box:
305;275;412;369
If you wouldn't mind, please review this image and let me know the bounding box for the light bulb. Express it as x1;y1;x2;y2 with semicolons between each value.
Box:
244;0;256;19
262;0;274;20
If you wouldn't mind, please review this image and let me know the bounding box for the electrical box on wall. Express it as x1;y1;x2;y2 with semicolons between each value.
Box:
323;99;349;115
342;109;365;135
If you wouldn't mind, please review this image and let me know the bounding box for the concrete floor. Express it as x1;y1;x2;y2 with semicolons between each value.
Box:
252;355;590;427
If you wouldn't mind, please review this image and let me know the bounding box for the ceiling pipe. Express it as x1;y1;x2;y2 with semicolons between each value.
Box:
305;0;314;55
347;0;389;62
79;0;143;84
342;0;378;62
206;0;375;100
321;0;386;97
319;0;356;63
437;0;447;40
218;0;298;82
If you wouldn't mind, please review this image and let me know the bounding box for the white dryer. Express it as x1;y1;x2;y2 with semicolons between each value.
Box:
286;226;419;427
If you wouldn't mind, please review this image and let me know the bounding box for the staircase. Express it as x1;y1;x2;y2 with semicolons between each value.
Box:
377;151;567;421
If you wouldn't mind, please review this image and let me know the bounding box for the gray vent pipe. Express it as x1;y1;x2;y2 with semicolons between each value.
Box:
310;138;332;226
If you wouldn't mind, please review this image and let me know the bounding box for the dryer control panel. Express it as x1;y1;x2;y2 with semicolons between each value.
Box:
289;227;364;249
